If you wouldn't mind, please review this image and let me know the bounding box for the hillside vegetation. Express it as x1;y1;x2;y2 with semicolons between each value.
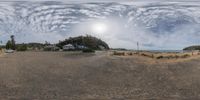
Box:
183;45;200;50
57;35;109;50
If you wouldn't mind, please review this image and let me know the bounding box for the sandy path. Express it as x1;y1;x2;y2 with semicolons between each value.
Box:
0;52;200;100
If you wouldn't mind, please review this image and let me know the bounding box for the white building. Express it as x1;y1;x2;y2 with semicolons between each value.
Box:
63;44;75;51
77;45;87;49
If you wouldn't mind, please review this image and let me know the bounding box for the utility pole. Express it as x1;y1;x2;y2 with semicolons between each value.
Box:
137;42;139;53
82;35;84;46
0;41;2;49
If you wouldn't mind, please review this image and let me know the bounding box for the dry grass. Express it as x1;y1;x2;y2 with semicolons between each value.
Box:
112;50;200;63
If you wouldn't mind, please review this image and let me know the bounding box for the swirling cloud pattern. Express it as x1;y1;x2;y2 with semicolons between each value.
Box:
0;1;199;49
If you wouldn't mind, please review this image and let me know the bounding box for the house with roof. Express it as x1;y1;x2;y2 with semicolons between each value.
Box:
63;44;75;51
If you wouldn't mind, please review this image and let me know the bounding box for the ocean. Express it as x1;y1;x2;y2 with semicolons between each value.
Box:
149;50;184;53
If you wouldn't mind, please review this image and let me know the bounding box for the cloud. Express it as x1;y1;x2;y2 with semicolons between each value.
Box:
0;1;200;50
0;0;133;3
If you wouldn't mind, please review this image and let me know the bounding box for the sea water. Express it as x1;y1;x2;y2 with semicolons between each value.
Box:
149;50;184;53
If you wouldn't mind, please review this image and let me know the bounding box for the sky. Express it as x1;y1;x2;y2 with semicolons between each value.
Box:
0;0;197;1
0;0;200;50
0;0;199;2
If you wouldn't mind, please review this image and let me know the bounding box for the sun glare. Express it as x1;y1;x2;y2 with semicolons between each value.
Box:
92;23;107;34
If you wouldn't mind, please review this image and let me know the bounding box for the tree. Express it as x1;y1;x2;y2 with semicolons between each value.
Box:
10;35;16;50
6;40;12;49
57;35;109;50
45;41;50;46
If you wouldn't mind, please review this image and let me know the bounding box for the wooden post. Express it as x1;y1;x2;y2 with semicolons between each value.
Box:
137;42;139;54
192;50;194;56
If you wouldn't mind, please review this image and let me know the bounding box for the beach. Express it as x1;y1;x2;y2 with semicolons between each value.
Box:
0;51;200;99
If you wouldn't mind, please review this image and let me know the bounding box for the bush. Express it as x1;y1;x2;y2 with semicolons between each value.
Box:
156;56;164;59
57;35;109;50
16;44;27;51
181;54;190;58
82;48;95;53
127;52;133;56
141;53;154;58
6;40;12;50
43;47;52;51
113;51;125;56
44;46;60;51
0;48;2;53
174;55;179;59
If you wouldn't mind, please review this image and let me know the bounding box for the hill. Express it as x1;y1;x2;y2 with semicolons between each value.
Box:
183;45;200;50
57;35;109;50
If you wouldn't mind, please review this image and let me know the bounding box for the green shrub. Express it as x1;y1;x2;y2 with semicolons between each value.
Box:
82;48;95;53
43;47;52;51
43;46;60;51
6;40;12;50
16;44;27;51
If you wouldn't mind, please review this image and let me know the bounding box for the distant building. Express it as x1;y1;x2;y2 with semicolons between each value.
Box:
98;45;106;50
63;44;75;51
76;45;87;49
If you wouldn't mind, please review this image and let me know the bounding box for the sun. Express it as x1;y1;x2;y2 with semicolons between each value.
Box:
92;23;107;34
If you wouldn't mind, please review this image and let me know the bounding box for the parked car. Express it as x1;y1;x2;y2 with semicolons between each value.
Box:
5;49;14;53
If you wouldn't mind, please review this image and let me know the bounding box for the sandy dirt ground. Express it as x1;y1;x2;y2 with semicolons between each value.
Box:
0;51;200;100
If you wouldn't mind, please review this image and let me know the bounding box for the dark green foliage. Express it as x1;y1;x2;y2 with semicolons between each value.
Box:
82;48;95;53
57;35;109;50
44;46;59;51
6;35;16;50
0;45;4;49
43;47;52;51
26;43;44;50
45;41;50;46
111;48;127;51
15;43;45;51
6;40;12;49
183;45;200;50
10;35;16;50
16;44;27;51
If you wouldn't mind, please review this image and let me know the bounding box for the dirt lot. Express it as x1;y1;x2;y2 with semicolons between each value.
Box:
0;51;200;100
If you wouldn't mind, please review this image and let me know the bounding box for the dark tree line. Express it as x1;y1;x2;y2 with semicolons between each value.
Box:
57;35;109;50
4;35;109;51
183;45;200;50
